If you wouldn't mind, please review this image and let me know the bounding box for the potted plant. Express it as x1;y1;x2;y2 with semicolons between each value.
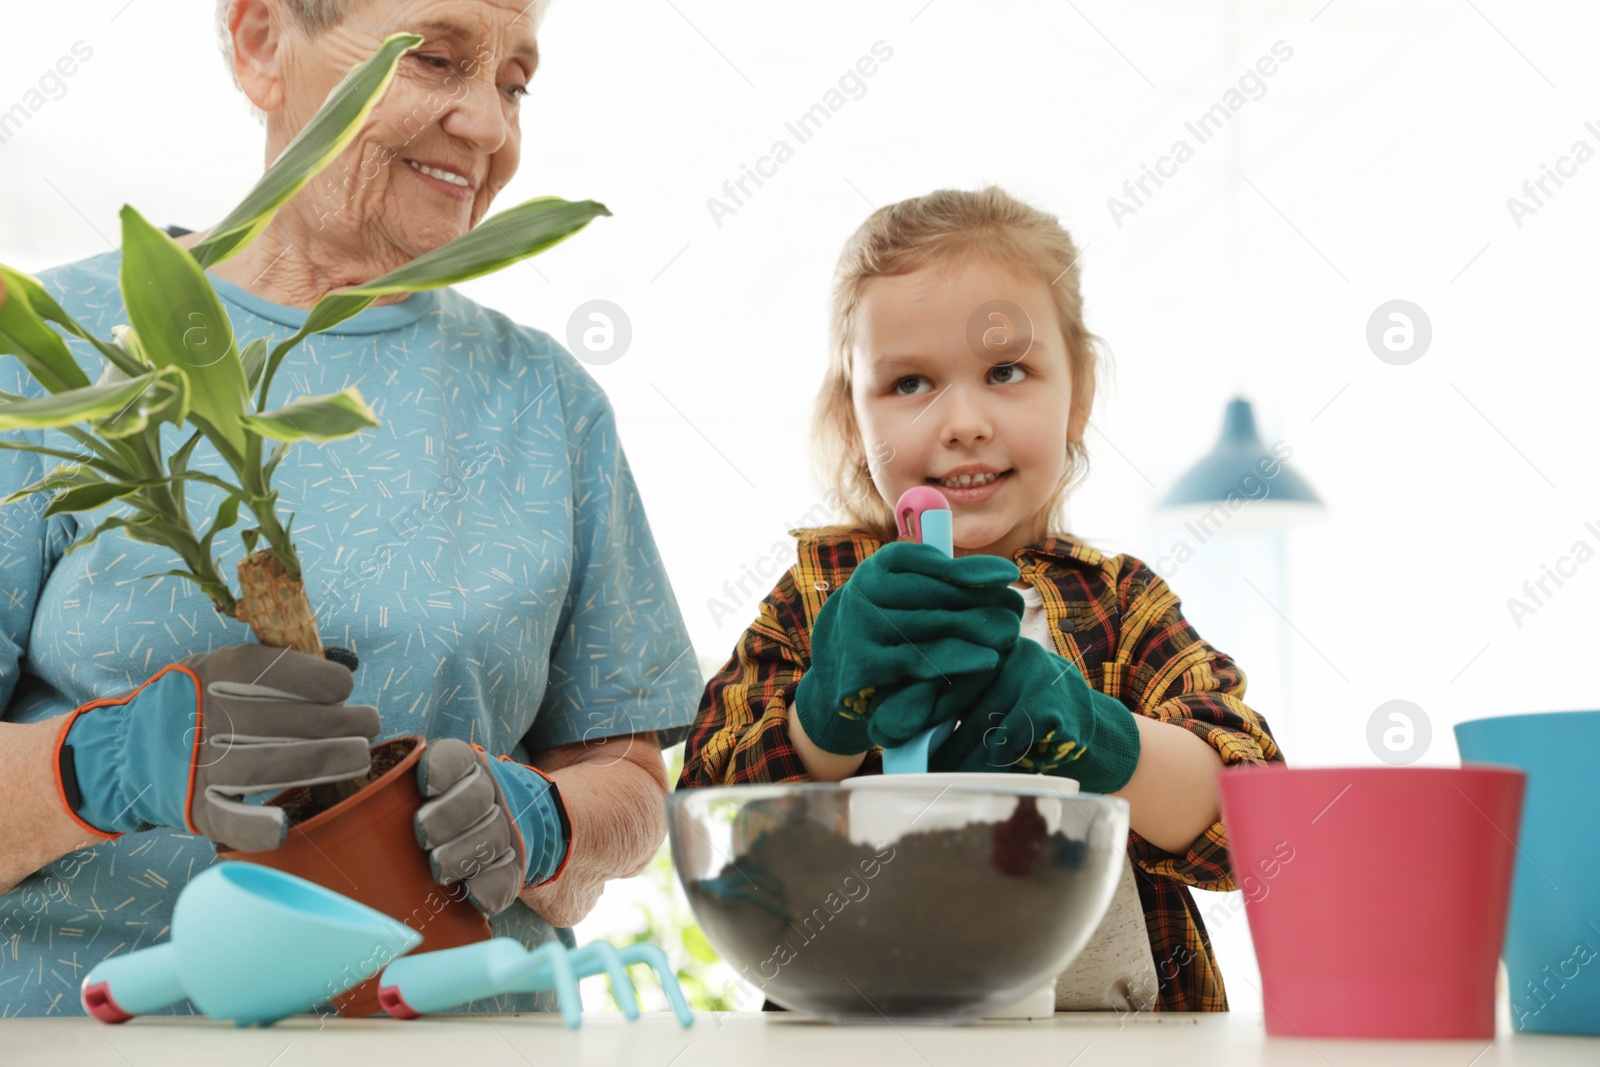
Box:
0;32;610;1016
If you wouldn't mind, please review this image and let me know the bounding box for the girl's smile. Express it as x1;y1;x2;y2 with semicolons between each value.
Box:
927;465;1015;503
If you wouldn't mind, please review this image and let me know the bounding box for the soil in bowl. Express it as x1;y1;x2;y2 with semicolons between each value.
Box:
690;796;1107;1019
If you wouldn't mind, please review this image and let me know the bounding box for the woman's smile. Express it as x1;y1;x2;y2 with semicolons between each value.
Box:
402;156;477;202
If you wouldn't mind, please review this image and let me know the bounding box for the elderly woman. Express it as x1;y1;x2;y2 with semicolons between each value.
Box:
0;0;702;1017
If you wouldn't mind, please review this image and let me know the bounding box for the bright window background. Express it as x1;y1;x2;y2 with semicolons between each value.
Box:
4;0;1596;1014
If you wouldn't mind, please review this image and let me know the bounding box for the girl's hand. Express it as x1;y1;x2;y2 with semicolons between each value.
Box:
931;638;1143;794
792;541;1024;756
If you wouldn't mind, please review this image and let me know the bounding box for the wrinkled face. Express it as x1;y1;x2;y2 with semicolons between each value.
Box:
269;0;537;257
850;255;1077;560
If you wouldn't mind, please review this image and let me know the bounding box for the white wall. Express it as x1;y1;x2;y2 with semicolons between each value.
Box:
4;0;1596;1014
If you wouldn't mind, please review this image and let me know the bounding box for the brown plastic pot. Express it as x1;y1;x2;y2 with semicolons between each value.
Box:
216;734;492;1017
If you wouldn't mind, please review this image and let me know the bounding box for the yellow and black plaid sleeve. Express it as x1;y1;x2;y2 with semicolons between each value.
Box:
1103;556;1284;891
677;565;814;787
677;529;887;787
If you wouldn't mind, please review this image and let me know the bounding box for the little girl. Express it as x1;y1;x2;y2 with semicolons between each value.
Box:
676;186;1284;1013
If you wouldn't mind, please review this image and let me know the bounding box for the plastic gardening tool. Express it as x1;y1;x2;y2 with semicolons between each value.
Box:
880;485;959;775
377;937;694;1027
80;862;422;1027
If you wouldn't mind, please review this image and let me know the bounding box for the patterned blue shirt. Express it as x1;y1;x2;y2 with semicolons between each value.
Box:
0;248;703;1017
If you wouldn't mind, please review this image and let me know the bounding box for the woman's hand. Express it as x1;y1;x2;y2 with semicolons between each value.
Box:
519;731;668;929
792;541;1024;755
413;739;571;916
55;644;379;853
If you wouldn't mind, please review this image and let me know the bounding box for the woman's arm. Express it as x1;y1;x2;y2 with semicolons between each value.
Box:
517;730;669;929
0;717;101;895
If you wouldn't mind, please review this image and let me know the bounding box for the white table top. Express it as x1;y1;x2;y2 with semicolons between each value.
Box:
3;1010;1595;1066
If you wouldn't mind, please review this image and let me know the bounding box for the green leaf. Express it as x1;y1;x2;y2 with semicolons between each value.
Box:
201;493;241;562
119;512;198;551
106;325;153;376
64;514;148;556
259;197;609;405
170;469;247;498
167;428;204;512
0;265;93;394
2;461;97;506
0;372;164;432
263;440;290;482
238;387;379;443
241;527;260;554
0;438;105;471
240;336;271;395
329;197;612;295
189;33;424;270
43;480;141;516
185;410;245;470
55;423;143;478
119;205;250;456
93;365;190;440
169;429;203;479
136;569;233;606
0;265;142;378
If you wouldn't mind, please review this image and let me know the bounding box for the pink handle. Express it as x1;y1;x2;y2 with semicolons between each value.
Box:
894;485;951;544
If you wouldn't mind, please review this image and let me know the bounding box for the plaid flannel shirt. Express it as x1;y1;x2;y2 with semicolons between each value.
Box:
676;527;1285;1012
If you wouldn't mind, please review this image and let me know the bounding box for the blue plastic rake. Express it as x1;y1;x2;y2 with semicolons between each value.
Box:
378;937;694;1028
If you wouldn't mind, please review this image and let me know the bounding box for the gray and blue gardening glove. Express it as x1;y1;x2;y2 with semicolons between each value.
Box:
55;643;380;852
413;739;572;916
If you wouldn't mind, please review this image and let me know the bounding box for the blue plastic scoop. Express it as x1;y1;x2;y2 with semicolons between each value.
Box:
80;860;694;1029
880;486;958;775
80;862;421;1027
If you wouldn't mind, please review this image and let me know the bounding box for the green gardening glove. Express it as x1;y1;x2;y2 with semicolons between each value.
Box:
864;669;999;750
794;541;1024;755
930;637;1143;794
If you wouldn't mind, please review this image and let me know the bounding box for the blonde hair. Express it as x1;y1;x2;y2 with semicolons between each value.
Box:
800;185;1106;545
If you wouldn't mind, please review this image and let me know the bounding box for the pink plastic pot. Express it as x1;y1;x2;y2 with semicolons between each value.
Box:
1217;765;1524;1039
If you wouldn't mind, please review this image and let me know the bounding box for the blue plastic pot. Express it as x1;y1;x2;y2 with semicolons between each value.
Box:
1455;710;1600;1035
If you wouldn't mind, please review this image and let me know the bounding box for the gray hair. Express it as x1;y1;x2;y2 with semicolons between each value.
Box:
215;0;551;127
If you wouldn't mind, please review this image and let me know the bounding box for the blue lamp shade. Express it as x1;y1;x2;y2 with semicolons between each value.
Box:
1159;398;1323;527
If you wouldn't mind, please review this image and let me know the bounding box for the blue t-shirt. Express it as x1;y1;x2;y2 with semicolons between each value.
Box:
0;249;703;1016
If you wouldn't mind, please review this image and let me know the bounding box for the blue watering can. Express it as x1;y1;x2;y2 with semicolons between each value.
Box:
81;861;422;1027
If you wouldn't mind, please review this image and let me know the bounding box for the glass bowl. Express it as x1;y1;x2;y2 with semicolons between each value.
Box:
667;780;1129;1023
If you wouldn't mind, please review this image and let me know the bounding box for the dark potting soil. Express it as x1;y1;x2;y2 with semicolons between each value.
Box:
279;738;414;826
691;796;1106;1017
